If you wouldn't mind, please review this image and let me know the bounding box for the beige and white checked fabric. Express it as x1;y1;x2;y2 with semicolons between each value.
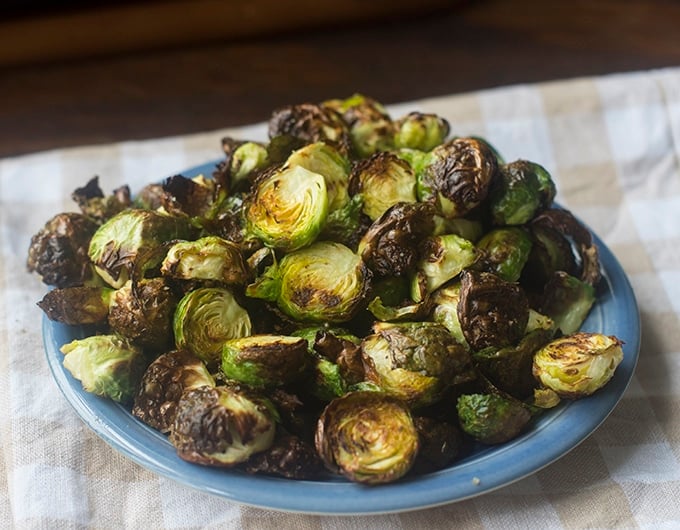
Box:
1;67;679;529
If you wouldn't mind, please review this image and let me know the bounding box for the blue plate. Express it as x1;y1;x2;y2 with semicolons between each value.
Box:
42;161;640;515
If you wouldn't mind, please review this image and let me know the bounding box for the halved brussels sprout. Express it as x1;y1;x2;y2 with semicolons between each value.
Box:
161;174;219;218
244;164;328;252
538;271;596;335
37;285;113;325
431;281;469;349
173;287;252;366
221;334;310;388
246;241;370;323
349;152;417;221
361;321;473;408
532;332;624;398
244;432;324;479
410;233;477;302
393;112;450;151
170;385;277;467
476;227;532;282
418;137;498;218
315;391;419;484
458;270;529;350
27;212;100;288
161;236;248;285
457;393;532;444
60;334;147;404
132;349;215;433
88;209;194;289
228;141;270;189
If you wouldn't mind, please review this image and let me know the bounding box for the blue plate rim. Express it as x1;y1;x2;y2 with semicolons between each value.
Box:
42;160;641;515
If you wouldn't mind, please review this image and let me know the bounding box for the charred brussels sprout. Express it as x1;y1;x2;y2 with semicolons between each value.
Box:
221;335;310;388
315;391;419;484
476;227;532;282
411;416;463;474
170;385;277;467
458;270;530;350
411;233;477;302
37;285;113;325
60;334;147;404
244;164;328;252
246;241;370;323
27;212;100;288
538;271;596;335
173;287;252;366
132;350;215;433
361;322;473;408
244;433;324;479
457;393;532;445
393;112;450;152
358;202;436;278
71;176;131;223
161;236;248;285
418;137;498;218
349;152;417;221
88;209;194;289
108;278;178;351
532;332;624;398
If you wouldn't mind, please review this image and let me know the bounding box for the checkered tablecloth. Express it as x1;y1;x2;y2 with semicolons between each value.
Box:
1;67;679;529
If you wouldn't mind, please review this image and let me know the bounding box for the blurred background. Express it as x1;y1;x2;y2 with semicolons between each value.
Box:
1;0;679;157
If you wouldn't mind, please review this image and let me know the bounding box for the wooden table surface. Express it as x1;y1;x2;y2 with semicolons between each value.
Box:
1;0;679;158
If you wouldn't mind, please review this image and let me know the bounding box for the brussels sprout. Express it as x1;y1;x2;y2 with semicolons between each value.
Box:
393;112;450;152
133;183;166;210
243;432;324;479
432;214;485;242
60;334;147;404
294;327;364;386
88;209;194;289
37;285;114;325
131;350;215;433
458;270;529;350
108;277;178;351
246;241;370;323
538;271;596;335
418;137;498;218
361;322;474;408
315;391;419;484
475;227;532;282
228;141;270;189
358;202;436;278
27;212;100;288
170;385;277;467
410;233;477;302
320;193;369;248
221;334;310;388
532;332;624;398
322;93;395;157
161;174;219;218
349;152;417;221
521;221;577;290
525;308;556;334
431;281;469;349
268;102;351;154
173;287;252;366
160;236;249;285
285;141;351;212
71;176;131;223
366;295;431;323
411;416;463;474
456;393;532;444
244;164;328;252
489;160;554;226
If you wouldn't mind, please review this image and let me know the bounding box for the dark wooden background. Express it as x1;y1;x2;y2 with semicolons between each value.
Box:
2;0;679;158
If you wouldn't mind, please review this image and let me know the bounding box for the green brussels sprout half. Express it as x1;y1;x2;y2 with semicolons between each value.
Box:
393;111;450;152
221;334;310;388
88;209;195;289
431;281;469;349
457;393;532;444
246;241;370;323
37;285;114;325
349;151;417;221
315;391;419;484
538;271;596;335
476;227;532;282
132;349;215;433
361;322;474;408
532;332;624;398
244;164;328;252
418;137;498;218
170;385;277;467
410;233;477;302
173;287;252;366
229;141;269;188
161;235;248;285
60;334;147;404
27;212;100;288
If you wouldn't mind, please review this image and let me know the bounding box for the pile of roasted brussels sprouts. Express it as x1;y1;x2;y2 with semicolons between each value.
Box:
28;94;624;485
